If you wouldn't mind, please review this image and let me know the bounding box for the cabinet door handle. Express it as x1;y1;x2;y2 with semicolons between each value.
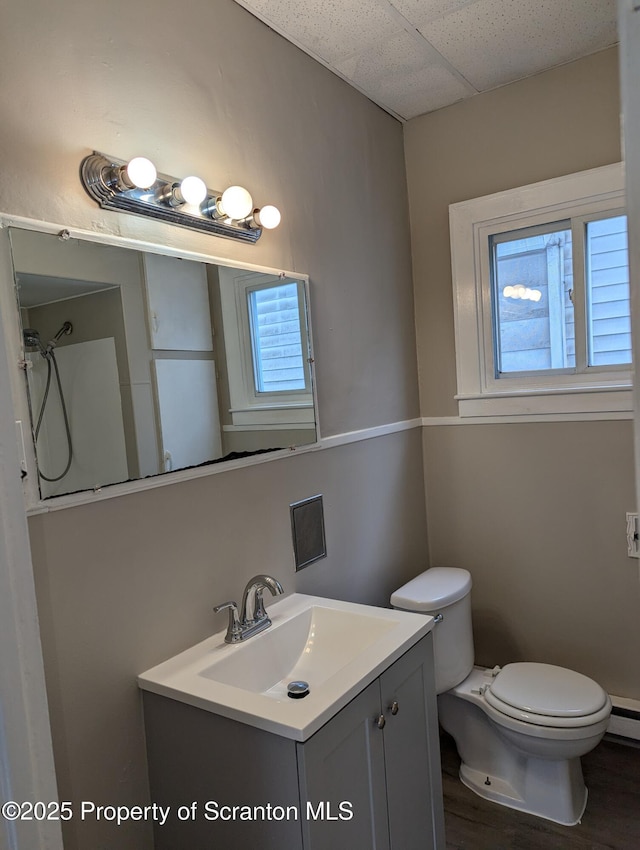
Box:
390;700;399;715
375;714;386;729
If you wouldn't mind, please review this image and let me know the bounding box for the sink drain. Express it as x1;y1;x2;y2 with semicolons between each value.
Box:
287;680;310;699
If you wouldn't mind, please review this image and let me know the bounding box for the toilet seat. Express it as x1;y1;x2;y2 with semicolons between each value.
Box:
485;662;610;728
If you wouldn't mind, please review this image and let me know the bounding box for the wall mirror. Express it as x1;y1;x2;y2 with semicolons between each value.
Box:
7;226;317;502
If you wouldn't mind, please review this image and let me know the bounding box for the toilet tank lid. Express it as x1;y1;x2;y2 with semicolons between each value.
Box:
390;567;472;611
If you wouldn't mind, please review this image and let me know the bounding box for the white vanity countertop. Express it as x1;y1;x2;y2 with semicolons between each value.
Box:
138;593;434;741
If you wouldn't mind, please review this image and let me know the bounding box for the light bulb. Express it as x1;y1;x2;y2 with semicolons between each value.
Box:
256;205;281;230
125;157;157;189
180;175;207;206
220;185;253;220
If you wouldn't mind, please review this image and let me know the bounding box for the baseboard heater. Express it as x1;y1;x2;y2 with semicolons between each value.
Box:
608;697;640;742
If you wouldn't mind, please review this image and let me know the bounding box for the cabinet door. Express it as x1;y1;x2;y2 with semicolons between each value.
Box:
297;680;390;850
380;636;445;850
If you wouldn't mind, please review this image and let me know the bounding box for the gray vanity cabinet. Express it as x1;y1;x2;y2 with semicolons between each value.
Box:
142;634;444;850
297;678;390;848
381;638;444;849
297;635;445;850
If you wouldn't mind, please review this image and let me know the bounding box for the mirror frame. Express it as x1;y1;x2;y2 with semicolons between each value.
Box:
0;214;320;513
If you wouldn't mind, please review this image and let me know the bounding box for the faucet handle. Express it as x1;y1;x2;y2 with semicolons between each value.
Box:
214;600;241;644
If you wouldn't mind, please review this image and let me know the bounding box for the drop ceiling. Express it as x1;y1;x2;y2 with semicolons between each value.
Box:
232;0;618;121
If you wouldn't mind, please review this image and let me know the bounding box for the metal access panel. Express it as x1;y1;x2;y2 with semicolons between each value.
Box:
290;494;327;571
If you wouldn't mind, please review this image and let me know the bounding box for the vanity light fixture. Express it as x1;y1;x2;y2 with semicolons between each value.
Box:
156;175;209;208
253;204;282;230
218;185;254;220
80;152;281;244
121;156;158;189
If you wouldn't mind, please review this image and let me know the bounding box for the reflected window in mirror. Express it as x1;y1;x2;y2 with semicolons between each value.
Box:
218;269;314;436
7;227;317;502
248;282;310;395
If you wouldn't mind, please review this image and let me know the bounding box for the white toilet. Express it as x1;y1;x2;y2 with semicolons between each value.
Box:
391;567;611;826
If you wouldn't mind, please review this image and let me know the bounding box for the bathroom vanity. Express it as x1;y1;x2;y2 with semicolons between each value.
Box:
139;594;445;850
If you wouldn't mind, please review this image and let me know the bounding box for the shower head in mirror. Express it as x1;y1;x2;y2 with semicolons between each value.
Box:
23;328;45;353
23;322;73;357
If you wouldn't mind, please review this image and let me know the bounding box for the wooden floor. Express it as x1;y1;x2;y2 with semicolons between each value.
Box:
441;731;640;849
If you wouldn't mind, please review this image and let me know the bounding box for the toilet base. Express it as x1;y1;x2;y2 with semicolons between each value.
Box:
438;677;603;827
458;761;587;826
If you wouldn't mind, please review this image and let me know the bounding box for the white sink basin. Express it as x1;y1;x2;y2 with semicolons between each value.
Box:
201;604;397;697
138;593;433;741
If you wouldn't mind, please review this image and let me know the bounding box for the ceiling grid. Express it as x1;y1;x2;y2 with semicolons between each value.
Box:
232;0;618;120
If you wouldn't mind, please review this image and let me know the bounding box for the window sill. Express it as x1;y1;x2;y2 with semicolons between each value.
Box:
456;386;632;418
229;404;315;427
223;423;316;432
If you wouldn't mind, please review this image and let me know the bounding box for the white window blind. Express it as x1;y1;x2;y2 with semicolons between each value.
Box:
248;283;307;394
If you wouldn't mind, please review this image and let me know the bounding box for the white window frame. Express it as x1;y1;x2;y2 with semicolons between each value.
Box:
449;163;631;418
218;268;315;429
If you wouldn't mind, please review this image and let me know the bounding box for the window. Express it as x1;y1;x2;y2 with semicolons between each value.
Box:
492;221;574;374
450;164;631;417
585;216;631;368
218;268;315;429
246;282;309;394
491;215;630;376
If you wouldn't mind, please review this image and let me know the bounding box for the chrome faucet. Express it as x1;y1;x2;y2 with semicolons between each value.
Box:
214;574;284;644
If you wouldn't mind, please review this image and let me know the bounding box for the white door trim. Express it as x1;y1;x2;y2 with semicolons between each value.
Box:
618;0;640;533
0;297;62;847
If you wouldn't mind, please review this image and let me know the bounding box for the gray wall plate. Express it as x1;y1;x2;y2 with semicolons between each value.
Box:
290;495;327;570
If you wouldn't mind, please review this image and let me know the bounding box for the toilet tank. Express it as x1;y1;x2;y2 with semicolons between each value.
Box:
391;567;474;694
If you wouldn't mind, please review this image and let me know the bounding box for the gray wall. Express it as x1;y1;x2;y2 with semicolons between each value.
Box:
0;1;427;849
405;47;640;700
422;421;639;696
29;431;427;850
3;6;638;850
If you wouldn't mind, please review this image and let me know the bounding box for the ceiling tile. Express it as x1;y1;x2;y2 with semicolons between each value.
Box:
389;0;483;28
335;29;471;119
234;0;619;120
420;0;618;91
240;0;399;64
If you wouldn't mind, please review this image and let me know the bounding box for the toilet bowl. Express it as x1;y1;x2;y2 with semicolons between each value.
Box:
391;568;611;826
